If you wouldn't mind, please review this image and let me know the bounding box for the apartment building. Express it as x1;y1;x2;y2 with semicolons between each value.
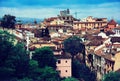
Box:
85;26;120;80
73;16;107;30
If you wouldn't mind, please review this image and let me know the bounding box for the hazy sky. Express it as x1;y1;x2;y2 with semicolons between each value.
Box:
0;0;120;20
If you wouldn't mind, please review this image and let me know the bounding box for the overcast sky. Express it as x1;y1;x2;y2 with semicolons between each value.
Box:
0;0;120;20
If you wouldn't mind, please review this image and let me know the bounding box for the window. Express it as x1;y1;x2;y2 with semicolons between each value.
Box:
58;60;61;64
89;23;91;26
58;70;61;73
65;70;68;72
67;17;69;20
65;60;67;63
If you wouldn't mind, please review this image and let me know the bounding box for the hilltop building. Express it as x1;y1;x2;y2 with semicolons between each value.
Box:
41;9;77;33
73;16;108;30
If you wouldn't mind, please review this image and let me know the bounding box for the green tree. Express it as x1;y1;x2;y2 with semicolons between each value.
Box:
62;77;79;81
102;72;120;81
72;59;96;81
40;66;60;81
28;61;60;81
0;30;60;81
63;36;86;64
11;43;29;78
1;14;16;29
28;60;41;80
0;30;29;80
0;30;15;42
32;47;57;69
0;30;15;80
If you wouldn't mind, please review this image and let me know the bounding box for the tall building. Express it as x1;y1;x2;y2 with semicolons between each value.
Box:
56;55;72;78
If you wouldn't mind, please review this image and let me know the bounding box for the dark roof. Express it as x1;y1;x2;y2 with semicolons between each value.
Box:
105;31;115;36
111;37;120;43
74;21;107;24
84;34;103;41
46;24;72;27
102;54;115;62
86;40;103;46
52;41;61;45
29;46;36;51
55;54;71;59
108;19;117;25
115;68;120;73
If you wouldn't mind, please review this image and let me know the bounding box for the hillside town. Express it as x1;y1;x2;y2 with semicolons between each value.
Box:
0;9;120;81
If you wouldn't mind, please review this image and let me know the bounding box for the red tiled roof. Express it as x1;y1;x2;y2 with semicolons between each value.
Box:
84;35;103;41
94;47;104;57
45;17;58;22
108;19;117;25
86;40;103;46
94;47;115;62
46;25;73;29
102;54;114;62
74;21;107;24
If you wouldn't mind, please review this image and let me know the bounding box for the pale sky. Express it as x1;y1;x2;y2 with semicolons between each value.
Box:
0;0;120;20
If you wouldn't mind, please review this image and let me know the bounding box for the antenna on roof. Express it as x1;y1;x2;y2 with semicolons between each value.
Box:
74;11;80;19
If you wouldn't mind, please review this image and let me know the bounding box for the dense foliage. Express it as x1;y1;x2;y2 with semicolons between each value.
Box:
62;77;79;81
63;36;86;64
32;47;57;69
0;30;60;81
102;72;120;81
1;14;16;29
72;59;96;81
0;30;29;80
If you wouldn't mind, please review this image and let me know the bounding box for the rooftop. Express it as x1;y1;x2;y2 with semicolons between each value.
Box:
108;19;117;25
55;54;71;59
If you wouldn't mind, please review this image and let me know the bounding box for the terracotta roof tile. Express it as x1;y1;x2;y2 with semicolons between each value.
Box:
86;39;103;46
45;17;58;22
108;19;117;25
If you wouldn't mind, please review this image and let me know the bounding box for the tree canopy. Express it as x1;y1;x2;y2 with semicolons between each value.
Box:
72;59;96;81
0;30;29;80
1;14;16;29
63;36;86;64
32;47;57;69
39;66;60;81
62;77;79;81
102;72;120;81
28;60;60;81
0;30;61;81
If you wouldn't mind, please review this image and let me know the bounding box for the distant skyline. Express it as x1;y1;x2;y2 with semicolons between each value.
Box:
0;0;120;20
